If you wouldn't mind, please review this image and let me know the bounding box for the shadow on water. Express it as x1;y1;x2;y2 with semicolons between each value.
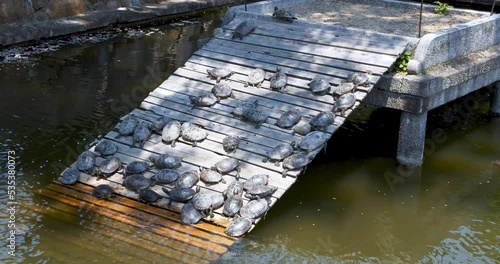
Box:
0;7;498;264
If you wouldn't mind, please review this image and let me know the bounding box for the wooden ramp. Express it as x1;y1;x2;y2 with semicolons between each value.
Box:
55;17;410;259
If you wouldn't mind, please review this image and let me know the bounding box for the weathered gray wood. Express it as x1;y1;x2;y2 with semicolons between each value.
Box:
223;18;410;55
205;38;389;75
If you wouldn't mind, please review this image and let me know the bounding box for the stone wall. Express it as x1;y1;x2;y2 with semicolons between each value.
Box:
0;0;164;24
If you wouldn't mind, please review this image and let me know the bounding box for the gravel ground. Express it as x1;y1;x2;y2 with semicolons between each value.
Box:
284;0;486;37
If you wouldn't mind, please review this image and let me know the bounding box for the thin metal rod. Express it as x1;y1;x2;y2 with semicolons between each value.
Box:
245;0;248;11
418;0;424;38
491;0;497;16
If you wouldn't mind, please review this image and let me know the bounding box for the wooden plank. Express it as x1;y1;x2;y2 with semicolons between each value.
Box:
222;18;409;56
42;183;232;254
213;28;399;67
205;38;389;75
22;199;205;263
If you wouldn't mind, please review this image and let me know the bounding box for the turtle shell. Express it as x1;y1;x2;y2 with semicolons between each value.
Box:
333;82;355;96
207;68;234;82
152;169;180;184
59;166;80;185
273;6;297;22
150;154;182;169
292;120;312;136
282;153;310;177
124;160;150;176
138;189;161;204
163;186;199;202
222;135;240;153
225;217;253;237
181;202;204;224
243;174;269;190
190;94;218;108
310;111;335;132
269;67;287;92
175;170;200;188
151;116;171;134
98;157;122;177
162;120;182;147
77;150;95;174
347;72;370;86
243;109;268;128
262;143;295;166
212;82;233;99
92;184;114;199
309;77;331;95
298;131;327;152
244;185;278;200
133;122;151;148
276;109;301;129
117;116;138;137
240;199;269;219
223;180;244;198
233;100;258;118
199;168;225;184
336;93;357;110
95;139;118;156
245;68;265;87
123;174;153;193
181;125;208;147
223;196;244;217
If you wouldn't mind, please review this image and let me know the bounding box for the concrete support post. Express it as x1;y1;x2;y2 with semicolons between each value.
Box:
491;81;500;115
397;111;428;166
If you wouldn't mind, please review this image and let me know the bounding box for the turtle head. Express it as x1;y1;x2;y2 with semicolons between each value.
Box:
274;6;279;11
206;69;212;76
149;156;157;163
276;66;281;72
189;95;197;104
194;186;201;193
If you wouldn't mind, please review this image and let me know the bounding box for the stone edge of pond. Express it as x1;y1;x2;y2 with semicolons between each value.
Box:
0;0;242;48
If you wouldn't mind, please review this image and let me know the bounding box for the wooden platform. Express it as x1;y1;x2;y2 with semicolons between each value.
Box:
55;17;410;260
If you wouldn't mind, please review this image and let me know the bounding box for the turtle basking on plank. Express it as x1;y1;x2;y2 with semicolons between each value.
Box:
207;67;234;83
245;68;265;88
333;93;357;117
232;20;257;40
272;6;297;22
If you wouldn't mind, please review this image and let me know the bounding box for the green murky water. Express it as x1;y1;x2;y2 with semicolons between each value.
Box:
0;10;499;264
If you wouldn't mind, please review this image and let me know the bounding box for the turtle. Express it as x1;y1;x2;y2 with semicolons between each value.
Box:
212;157;241;180
162;120;182;147
92;184;114;199
232;20;257;40
282;152;311;177
223;195;244;217
334;93;357;117
175;170;200;188
298;131;328;153
269;66;288;92
223;180;244;198
181;125;208;147
222;135;241;154
347;72;371;86
115;115;138;139
224;217;253;237
272;6;297;22
245;185;278;200
95;157;122;179
310;111;335;132
292;120;312;136
189;94;219;109
138;188;162;204
192;192;216;218
94;139;118;156
243;108;269;128
123;174;154;192
210;193;225;210
332;81;356;96
181;121;195;132
207;68;234;83
163;186;200;203
149;154;182;169
243;174;269;191
180;202;204;225
239;199;269;219
58;166;80;185
150;116;171;134
132;122;151;147
151;169;180;184
233;100;258;118
124;160;151;177
212;82;233;99
276;108;301;129
262;142;296;166
309;76;331;95
76;150;96;174
199;167;226;185
245;68;265;88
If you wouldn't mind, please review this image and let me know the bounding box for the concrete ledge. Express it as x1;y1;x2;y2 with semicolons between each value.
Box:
0;0;239;47
409;14;500;73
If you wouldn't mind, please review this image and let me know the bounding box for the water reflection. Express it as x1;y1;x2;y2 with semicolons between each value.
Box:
0;9;498;264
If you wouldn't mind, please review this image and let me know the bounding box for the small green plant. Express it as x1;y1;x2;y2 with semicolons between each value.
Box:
394;50;412;73
433;1;453;15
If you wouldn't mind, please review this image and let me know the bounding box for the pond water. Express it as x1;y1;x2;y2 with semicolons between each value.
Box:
0;9;499;264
